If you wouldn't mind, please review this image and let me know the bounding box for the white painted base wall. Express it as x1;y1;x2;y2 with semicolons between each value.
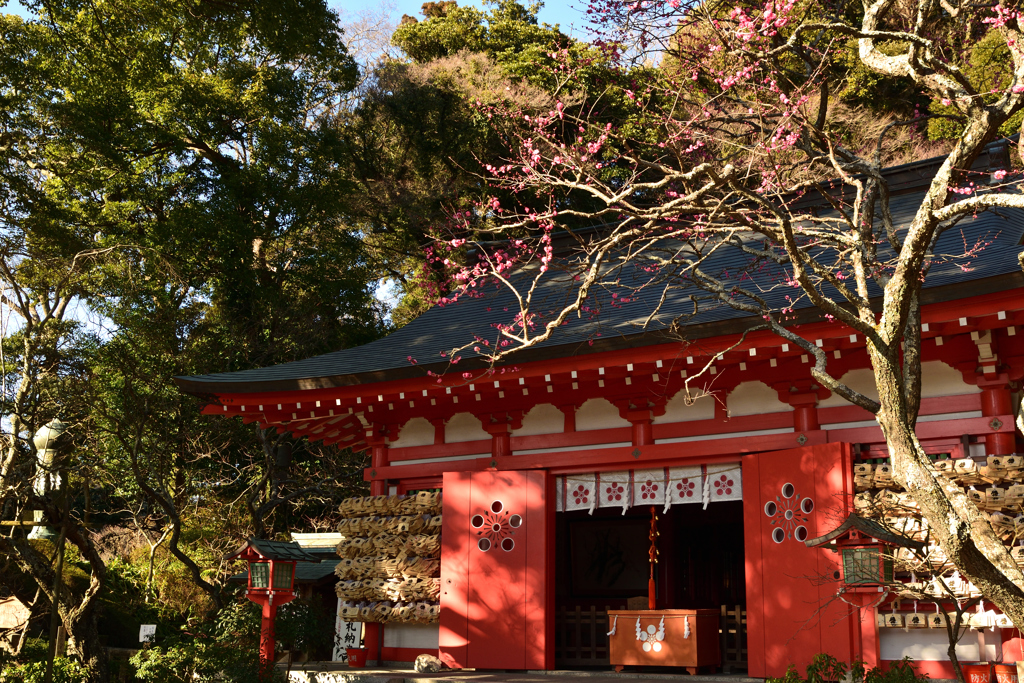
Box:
381;623;439;650
879;629;1001;662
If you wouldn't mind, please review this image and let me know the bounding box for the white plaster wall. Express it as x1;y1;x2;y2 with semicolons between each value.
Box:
653;391;715;424
879;629;998;662
819;368;880;408
920;360;979;398
727;381;792;417
445;412;489;443
381;623;439;649
575;398;629;431
512;403;564;437
820;362;977;409
389;417;434;448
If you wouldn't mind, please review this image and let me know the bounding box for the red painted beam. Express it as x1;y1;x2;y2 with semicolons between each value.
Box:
388;439;493;462
817;393;982;425
652;412;794;440
826;414;1015;444
203;315;1016;415
365;430;829;482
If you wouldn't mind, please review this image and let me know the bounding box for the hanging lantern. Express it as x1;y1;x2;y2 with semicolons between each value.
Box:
805;514;924;588
841;547;894;585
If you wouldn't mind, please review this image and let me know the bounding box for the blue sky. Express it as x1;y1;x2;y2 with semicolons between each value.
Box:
357;0;591;37
3;1;592;38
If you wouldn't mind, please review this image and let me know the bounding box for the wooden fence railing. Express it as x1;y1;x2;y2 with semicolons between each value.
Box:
719;604;748;672
554;604;748;671
555;605;611;667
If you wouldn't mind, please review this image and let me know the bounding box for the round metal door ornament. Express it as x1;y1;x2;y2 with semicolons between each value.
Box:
472;500;520;552
764;483;813;543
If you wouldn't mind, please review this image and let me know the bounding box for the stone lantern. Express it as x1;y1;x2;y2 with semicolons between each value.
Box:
28;419;67;540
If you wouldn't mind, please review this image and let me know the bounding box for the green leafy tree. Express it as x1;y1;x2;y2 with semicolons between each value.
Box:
129;599;278;683
1;0;387;678
346;1;646;324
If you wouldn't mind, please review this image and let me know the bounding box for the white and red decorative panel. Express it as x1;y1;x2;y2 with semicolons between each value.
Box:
667;466;703;508
555;465;742;514
599;471;631;513
632;468;666;507
563;473;597;513
707;463;742;503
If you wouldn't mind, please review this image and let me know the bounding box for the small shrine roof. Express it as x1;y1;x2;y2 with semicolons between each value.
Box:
223;538;323;563
804;514;926;550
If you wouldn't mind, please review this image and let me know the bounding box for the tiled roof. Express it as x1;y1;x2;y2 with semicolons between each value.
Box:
224;538;323;562
177;184;1024;395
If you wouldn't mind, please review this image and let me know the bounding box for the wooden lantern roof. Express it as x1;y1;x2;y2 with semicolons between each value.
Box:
804;514;925;551
223;537;322;564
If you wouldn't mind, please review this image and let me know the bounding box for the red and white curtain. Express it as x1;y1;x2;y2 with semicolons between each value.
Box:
555;463;742;513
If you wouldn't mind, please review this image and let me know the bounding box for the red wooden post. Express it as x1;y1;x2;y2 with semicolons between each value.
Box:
482;420;513;460
648;507;659;609
367;427;390;494
978;376;1014;455
792;398;819;432
366;427;389;665
775;383;821;433
260;599;277;666
625;408;654;446
558;404;577;433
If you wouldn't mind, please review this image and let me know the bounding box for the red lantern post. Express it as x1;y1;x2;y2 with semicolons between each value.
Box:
224;539;321;667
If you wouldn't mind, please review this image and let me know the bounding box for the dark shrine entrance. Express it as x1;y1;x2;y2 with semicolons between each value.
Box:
553;501;745;670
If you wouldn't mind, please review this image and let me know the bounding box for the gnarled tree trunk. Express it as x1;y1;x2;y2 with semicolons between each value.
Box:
869;347;1024;629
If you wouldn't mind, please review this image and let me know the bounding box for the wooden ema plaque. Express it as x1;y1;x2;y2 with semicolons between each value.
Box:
607;609;721;673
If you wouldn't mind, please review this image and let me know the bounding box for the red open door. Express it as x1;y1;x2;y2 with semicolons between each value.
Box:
743;443;854;678
439;470;554;670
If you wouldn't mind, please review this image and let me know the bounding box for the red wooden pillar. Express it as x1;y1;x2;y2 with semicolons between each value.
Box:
978;375;1015;455
775;383;821;433
842;591;880;668
365;427;389;664
483;422;512;460
431;418;447;445
791;395;820;433
367;427;390;496
558;405;576;433
481;412;521;465
625;408;654;446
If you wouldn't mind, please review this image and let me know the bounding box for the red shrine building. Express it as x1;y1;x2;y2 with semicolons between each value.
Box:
177;151;1024;679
